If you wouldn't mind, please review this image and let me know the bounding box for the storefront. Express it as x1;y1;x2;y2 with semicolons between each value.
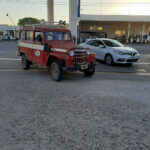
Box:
79;15;150;43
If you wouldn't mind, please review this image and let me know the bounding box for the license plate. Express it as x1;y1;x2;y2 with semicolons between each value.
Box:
81;64;88;70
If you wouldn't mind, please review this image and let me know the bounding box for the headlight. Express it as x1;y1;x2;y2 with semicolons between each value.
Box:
113;50;125;55
69;50;74;56
86;49;91;55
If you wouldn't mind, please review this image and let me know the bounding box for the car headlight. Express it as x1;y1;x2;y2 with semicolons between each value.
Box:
113;50;125;55
86;49;91;55
69;50;74;56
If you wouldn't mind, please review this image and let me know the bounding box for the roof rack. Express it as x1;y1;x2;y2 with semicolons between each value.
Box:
22;24;66;29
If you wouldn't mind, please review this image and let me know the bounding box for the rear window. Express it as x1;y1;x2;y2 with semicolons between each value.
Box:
45;31;72;41
20;31;25;40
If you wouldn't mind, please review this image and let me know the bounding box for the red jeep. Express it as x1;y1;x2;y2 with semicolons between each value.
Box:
18;25;96;81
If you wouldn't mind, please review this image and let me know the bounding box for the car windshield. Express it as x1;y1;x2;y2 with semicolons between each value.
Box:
102;40;124;47
45;31;72;41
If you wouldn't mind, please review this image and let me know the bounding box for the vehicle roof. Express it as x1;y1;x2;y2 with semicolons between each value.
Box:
87;38;115;41
20;24;70;32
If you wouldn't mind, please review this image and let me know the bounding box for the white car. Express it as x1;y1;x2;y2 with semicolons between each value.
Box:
80;38;140;65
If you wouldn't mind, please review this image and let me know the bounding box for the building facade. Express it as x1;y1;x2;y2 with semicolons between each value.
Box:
47;0;150;43
0;25;19;40
80;15;150;42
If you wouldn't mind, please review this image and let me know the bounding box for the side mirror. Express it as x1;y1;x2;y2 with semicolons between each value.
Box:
99;45;105;48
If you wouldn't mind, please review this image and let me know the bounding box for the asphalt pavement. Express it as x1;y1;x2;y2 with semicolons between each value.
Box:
0;41;150;150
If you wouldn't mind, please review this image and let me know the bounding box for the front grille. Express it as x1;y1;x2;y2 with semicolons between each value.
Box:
75;50;87;64
126;59;138;62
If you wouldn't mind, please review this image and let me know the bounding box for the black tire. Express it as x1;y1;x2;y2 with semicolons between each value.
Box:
105;54;113;65
21;55;30;70
84;63;95;77
50;61;63;82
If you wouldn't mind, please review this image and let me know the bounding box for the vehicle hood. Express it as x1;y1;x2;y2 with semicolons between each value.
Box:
111;46;138;53
48;42;77;51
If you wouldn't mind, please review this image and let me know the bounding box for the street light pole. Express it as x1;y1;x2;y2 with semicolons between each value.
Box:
6;14;15;26
6;13;16;39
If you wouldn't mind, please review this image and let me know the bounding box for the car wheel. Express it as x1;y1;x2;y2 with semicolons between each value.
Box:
21;55;30;70
105;54;113;65
84;63;95;77
50;61;63;82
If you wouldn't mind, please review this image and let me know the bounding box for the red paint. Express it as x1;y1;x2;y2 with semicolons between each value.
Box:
18;25;96;70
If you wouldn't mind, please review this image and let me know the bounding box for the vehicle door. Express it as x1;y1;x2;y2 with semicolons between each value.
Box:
24;30;33;62
86;40;105;60
18;30;27;57
85;40;96;51
32;31;45;66
94;40;106;60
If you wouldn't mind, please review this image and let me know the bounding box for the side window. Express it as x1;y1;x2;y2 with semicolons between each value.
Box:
86;40;94;46
95;40;104;47
20;31;25;40
87;40;100;47
34;32;43;42
26;31;33;41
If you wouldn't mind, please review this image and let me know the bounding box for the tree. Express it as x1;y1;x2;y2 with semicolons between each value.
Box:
18;17;40;26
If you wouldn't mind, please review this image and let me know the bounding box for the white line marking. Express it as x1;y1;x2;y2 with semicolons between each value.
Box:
135;62;150;65
0;58;20;61
137;69;146;72
0;69;150;77
95;72;150;76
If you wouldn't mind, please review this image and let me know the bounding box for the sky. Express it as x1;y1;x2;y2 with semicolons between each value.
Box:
0;0;150;25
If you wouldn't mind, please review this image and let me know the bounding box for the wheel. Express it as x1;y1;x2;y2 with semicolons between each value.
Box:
21;55;30;70
84;63;95;77
105;54;113;65
50;61;63;82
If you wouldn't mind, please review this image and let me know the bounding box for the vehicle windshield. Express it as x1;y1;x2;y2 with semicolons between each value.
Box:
45;31;72;41
102;39;124;47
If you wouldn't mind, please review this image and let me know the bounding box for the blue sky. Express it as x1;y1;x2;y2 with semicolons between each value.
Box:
0;0;150;25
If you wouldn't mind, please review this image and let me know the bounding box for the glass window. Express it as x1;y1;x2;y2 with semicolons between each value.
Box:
102;40;124;47
86;40;104;47
86;40;94;45
26;31;33;41
45;31;72;41
34;32;43;42
20;31;25;40
94;40;104;47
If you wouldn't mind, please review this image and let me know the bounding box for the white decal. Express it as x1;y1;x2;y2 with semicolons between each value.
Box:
18;42;44;51
35;51;40;57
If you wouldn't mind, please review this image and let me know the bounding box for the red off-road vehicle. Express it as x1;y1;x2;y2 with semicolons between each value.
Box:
18;25;96;81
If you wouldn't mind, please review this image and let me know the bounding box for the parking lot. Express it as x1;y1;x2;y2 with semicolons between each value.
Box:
0;41;150;150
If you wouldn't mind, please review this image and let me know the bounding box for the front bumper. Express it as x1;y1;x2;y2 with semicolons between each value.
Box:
63;63;95;72
113;54;140;64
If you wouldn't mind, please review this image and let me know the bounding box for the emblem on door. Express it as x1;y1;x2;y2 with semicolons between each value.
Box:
35;51;40;57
